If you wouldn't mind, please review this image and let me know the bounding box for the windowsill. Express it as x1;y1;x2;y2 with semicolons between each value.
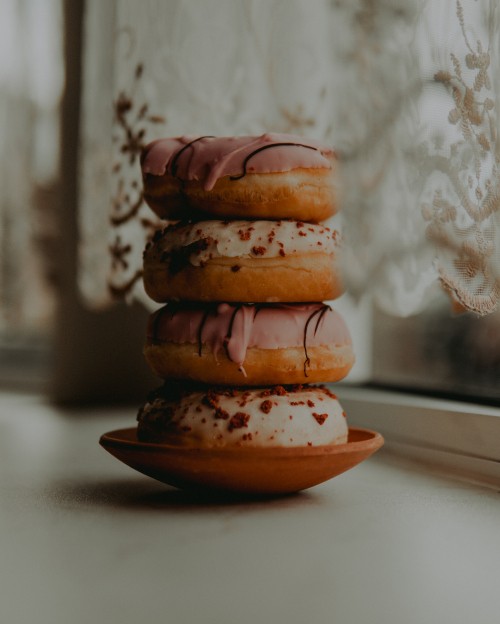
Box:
0;390;500;624
1;389;500;623
339;384;500;489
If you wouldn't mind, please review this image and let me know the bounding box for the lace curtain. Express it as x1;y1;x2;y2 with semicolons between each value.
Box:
79;0;500;316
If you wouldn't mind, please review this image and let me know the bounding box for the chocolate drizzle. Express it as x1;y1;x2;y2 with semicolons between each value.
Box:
302;304;331;377
223;304;245;360
168;238;212;275
229;142;318;181
197;307;212;356
150;303;334;376
313;304;330;335
171;136;215;178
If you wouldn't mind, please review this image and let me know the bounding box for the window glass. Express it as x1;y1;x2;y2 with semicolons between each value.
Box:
0;0;63;387
372;293;500;404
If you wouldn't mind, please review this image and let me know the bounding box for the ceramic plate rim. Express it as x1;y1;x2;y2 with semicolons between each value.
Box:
100;426;383;457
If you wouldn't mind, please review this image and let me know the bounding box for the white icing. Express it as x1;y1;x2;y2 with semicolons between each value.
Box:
148;220;339;265
139;386;348;448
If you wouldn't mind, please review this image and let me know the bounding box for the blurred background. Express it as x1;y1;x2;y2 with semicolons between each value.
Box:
1;0;62;391
2;0;500;405
0;0;154;402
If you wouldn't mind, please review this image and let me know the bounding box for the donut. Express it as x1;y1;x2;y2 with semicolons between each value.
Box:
140;133;337;222
136;383;348;448
144;302;354;385
142;220;343;303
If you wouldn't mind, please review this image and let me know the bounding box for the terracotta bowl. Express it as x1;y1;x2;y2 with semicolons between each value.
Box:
100;427;383;495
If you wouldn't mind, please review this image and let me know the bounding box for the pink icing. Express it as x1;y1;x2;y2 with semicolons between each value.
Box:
147;303;352;366
141;133;335;191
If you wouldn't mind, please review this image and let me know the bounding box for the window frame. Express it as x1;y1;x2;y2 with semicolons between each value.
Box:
340;383;500;488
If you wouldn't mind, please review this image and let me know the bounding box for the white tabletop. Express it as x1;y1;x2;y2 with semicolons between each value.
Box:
1;391;499;624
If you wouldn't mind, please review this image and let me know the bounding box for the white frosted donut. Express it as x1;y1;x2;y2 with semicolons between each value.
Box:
137;384;348;448
141;133;337;222
144;302;354;385
142;220;343;303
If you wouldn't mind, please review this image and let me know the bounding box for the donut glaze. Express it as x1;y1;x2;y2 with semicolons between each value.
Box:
144;303;354;385
142;220;343;303
142;133;335;189
140;134;337;221
137;383;348;448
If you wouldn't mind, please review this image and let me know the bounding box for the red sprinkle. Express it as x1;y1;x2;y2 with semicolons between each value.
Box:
228;412;250;431
312;412;328;425
252;246;266;256
238;230;251;241
214;407;229;420
260;400;273;414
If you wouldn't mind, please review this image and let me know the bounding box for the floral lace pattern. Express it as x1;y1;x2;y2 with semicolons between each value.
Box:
78;0;500;315
421;0;500;314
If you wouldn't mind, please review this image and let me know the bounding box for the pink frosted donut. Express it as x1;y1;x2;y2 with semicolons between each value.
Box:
141;133;337;222
144;302;354;385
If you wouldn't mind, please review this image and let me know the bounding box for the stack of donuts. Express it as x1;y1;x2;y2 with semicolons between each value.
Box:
136;133;355;455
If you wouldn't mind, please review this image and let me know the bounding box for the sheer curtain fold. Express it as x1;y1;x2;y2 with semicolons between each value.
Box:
78;0;500;316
